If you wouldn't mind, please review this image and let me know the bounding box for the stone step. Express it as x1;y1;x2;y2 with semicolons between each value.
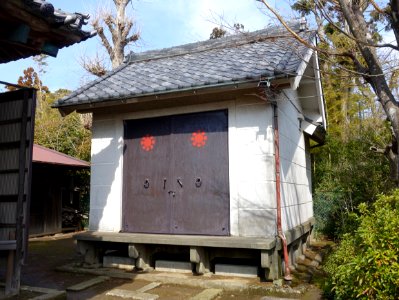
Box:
103;255;136;271
136;282;161;293
66;276;110;292
303;250;323;263
155;260;192;273
291;270;313;283
190;288;222;300
214;264;258;278
297;257;319;268
293;264;313;274
106;289;159;300
261;297;300;300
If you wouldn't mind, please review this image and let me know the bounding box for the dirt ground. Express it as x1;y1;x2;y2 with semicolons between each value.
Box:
0;233;327;299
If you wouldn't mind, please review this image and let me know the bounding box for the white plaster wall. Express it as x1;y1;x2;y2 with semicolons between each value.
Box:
89;91;313;236
233;96;277;237
89;115;124;231
277;89;313;232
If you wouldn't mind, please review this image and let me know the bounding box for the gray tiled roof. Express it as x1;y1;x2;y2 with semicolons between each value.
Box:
55;22;315;109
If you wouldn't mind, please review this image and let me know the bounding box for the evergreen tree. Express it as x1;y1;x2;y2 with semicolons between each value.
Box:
8;65;91;161
35;89;91;161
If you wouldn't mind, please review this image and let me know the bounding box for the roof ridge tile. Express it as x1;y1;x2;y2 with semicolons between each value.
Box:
124;22;306;64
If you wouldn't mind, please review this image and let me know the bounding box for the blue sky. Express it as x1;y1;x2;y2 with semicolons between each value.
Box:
0;0;296;92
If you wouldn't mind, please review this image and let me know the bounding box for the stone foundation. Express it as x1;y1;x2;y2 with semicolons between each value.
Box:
75;218;314;280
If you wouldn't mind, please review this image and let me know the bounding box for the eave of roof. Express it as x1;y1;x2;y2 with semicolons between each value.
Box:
54;22;316;113
0;0;96;64
33;144;89;168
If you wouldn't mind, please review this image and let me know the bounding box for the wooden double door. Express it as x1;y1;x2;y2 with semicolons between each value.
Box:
123;110;229;235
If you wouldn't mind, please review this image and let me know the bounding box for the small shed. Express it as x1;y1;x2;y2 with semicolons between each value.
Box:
55;22;326;280
29;144;89;237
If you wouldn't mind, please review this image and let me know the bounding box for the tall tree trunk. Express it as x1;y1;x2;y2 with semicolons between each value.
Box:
338;0;399;184
112;0;129;68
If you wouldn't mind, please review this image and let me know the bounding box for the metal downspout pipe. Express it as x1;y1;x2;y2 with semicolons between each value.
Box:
272;102;292;282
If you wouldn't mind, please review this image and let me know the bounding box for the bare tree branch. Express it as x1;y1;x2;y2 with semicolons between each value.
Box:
315;0;399;51
80;52;108;77
81;0;139;77
257;0;320;50
370;0;385;14
125;33;140;45
92;19;115;61
257;0;392;80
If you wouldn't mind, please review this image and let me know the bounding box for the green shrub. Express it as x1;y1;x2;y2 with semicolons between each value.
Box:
324;190;399;299
312;132;393;239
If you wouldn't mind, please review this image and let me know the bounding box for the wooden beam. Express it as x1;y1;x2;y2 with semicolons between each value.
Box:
7;24;30;44
41;42;58;57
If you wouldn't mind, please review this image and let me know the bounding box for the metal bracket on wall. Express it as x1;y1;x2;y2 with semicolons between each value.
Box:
144;179;149;189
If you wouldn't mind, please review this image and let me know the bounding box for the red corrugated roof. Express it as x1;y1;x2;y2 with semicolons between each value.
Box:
32;144;89;167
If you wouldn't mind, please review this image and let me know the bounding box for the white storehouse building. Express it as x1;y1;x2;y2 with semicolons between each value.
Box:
55;22;326;280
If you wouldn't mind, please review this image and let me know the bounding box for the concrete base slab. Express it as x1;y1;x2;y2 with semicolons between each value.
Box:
20;285;63;294
136;282;161;293
261;297;300;300
106;288;159;299
31;291;66;300
58;263;253;290
215;264;258;278
190;288;222;300
103;255;136;271
76;231;276;250
155;260;192;273
66;276;110;292
17;285;66;300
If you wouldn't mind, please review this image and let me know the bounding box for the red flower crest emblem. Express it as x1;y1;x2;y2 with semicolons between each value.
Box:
191;130;208;148
140;135;156;151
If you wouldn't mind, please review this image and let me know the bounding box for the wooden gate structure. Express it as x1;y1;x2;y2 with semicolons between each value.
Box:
123;110;230;236
0;88;35;295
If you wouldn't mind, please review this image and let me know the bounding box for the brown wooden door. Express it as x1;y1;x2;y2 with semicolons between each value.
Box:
123;110;229;235
123;116;172;233
171;111;229;235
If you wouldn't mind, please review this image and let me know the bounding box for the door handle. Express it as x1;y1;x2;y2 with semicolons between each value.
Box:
144;179;150;189
177;178;183;188
195;177;202;188
168;191;176;197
